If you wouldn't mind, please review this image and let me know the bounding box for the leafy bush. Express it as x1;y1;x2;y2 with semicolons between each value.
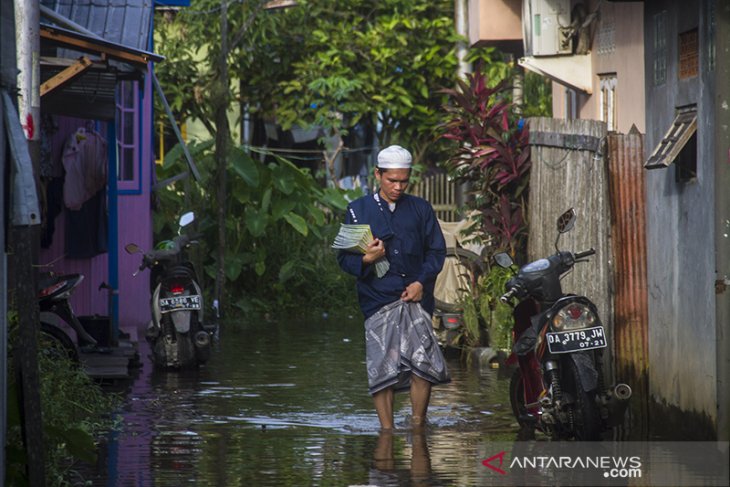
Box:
5;322;120;486
438;64;551;351
155;142;361;321
440;66;531;257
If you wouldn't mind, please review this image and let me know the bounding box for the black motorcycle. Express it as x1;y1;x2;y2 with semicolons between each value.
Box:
37;272;99;362
495;208;632;440
125;212;214;369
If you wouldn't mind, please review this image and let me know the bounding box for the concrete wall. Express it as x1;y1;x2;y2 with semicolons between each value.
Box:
643;0;717;439
713;0;730;443
552;0;645;134
468;0;522;45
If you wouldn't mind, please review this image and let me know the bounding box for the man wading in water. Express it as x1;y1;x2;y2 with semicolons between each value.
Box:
337;145;450;430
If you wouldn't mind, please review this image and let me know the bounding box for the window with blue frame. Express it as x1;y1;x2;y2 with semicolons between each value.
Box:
115;81;140;192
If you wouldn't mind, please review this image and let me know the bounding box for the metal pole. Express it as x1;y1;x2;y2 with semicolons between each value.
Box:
15;0;39;144
455;0;470;80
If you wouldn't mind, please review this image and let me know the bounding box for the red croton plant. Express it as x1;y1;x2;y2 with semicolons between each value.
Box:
440;66;531;257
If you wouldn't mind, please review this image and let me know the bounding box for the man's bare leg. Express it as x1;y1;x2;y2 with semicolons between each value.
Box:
410;375;432;428
373;387;395;430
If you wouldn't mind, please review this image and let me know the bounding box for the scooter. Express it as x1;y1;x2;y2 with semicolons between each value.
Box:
37;272;99;362
495;208;632;440
125;212;214;369
433;247;487;349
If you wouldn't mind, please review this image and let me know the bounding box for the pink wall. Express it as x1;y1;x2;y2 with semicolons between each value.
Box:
117;71;154;331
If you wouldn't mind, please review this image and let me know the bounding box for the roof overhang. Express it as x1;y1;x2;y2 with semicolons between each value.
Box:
41;24;164;65
518;54;593;94
40;23;163;120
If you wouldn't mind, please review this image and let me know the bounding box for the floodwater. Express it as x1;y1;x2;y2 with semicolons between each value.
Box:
90;313;521;486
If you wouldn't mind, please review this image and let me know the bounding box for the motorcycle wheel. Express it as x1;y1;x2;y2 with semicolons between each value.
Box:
39;322;79;363
175;331;198;369
434;247;485;313
509;368;533;428
564;359;601;440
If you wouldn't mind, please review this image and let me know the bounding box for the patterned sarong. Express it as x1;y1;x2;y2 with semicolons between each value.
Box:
364;300;451;395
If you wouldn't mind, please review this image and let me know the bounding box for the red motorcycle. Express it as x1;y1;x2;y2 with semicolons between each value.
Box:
495;208;632;440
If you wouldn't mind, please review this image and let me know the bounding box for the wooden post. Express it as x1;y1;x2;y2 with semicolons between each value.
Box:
12;0;45;483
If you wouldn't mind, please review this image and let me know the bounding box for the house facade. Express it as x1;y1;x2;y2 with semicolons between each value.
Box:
470;0;730;440
39;0;164;339
642;0;729;441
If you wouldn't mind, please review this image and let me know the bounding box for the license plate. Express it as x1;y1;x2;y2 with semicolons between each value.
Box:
546;326;607;354
160;295;201;313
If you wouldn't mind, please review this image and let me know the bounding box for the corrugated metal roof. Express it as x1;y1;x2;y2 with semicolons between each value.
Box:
41;0;153;52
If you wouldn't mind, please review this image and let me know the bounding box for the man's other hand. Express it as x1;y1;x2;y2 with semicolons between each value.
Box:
401;281;423;302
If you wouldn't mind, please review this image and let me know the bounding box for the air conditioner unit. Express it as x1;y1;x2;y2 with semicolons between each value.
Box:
523;0;572;56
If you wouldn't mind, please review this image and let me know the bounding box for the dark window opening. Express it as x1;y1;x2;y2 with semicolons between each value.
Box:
675;131;697;182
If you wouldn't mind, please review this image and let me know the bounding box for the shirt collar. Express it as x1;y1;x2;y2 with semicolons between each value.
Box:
374;192;396;212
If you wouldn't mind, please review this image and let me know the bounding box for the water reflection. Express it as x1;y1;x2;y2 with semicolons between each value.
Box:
94;314;519;486
369;429;432;487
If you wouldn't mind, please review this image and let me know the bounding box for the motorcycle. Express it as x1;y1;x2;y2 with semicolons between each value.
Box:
125;212;214;369
495;208;632;440
37;272;99;362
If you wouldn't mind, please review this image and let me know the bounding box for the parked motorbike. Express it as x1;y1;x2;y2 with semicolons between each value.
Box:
37;272;98;362
495;208;632;440
125;212;214;369
433;246;487;349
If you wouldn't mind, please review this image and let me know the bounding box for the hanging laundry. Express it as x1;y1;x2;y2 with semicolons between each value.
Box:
62;126;108;210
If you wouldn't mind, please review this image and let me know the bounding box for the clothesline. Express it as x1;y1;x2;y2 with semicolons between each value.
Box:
241;144;375;155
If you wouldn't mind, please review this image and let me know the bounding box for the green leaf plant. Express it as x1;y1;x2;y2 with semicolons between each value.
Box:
155;141;359;321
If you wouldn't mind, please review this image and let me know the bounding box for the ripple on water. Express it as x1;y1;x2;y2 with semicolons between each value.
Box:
95;315;520;487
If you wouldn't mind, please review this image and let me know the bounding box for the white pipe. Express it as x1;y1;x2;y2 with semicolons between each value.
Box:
455;0;470;79
15;0;40;141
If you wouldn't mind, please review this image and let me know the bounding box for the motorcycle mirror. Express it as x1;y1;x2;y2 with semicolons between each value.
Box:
493;252;514;268
556;208;577;234
124;243;141;254
555;208;577;251
179;212;195;228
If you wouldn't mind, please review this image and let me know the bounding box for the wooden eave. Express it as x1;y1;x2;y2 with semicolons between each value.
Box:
40;55;94;97
40;24;164;66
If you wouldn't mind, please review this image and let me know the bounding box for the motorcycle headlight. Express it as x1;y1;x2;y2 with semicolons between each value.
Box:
552;302;597;331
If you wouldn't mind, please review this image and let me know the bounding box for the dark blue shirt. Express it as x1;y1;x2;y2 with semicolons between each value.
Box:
337;192;446;319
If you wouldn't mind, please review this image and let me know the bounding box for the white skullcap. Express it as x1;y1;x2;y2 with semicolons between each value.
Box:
377;145;412;169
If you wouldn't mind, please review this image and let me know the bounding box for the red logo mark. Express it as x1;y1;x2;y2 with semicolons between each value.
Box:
482;451;507;475
22;114;34;139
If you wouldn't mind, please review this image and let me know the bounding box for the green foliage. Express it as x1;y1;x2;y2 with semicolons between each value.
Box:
440;65;531;257
522;71;553;118
478;265;515;351
153;1;510;167
272;0;464;156
5;322;120;486
156;141;359;319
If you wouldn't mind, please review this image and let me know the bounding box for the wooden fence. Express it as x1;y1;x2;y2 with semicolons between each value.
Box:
527;117;612;340
410;172;459;222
